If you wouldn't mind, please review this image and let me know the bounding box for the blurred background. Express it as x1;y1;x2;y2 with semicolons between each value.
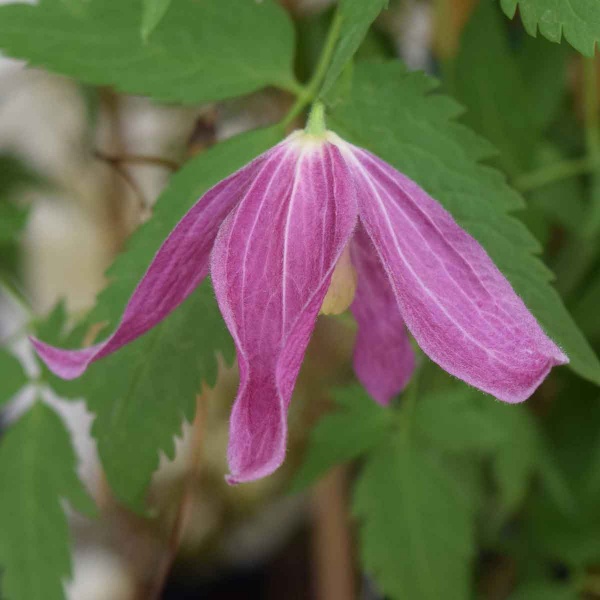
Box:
1;0;600;598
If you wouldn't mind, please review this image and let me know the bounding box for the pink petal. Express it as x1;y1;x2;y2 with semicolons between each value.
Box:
341;143;568;403
211;138;357;483
350;226;415;405
31;145;285;379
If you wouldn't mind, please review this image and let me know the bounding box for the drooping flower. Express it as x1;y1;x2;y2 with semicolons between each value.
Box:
31;104;568;483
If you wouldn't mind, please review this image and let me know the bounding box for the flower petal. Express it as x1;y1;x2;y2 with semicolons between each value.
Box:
350;226;415;405
343;144;568;403
211;138;357;483
31;146;283;379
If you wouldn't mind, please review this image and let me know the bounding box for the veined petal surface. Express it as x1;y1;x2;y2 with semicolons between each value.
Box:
211;135;357;483
339;141;567;403
31;146;278;379
350;226;415;405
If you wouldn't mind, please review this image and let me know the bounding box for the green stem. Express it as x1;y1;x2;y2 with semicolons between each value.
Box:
513;156;598;192
281;11;343;128
305;102;327;135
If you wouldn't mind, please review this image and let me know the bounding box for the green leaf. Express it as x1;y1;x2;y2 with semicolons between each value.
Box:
500;0;600;56
415;387;502;454
0;201;27;243
44;126;284;508
453;1;538;177
0;154;35;243
327;60;600;386
141;0;171;41
319;0;387;97
509;581;579;600
0;0;297;104
515;33;570;133
527;144;585;234
0;350;28;408
0;401;96;600
354;434;475;600
572;269;600;341
290;385;393;492
485;402;541;515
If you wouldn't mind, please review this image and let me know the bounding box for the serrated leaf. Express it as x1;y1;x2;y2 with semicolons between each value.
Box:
319;0;387;97
0;350;28;408
500;0;600;56
327;60;600;386
0;401;96;600
43;126;284;508
0;0;297;105
141;0;171;41
290;385;392;492
354;434;474;600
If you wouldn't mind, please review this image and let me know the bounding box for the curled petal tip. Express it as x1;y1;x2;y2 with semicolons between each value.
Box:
345;144;567;404
29;335;96;380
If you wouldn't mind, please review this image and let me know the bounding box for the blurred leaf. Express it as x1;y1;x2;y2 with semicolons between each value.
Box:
354;433;474;600
521;386;600;566
41;126;284;508
572;269;600;340
319;0;387;97
0;201;27;243
0;0;297;104
141;0;171;41
0;401;95;600
0;155;35;199
515;34;569;132
527;145;586;234
328;60;600;386
500;0;600;56
295;6;332;84
453;1;537;177
0;350;28;408
291;385;393;492
0;154;34;243
415;387;501;454
508;581;579;600
484;402;540;516
453;2;568;178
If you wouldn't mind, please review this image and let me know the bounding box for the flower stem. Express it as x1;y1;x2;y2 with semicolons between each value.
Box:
305;102;327;136
281;11;343;128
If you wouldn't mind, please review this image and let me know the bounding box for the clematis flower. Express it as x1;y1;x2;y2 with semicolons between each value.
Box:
31;104;568;483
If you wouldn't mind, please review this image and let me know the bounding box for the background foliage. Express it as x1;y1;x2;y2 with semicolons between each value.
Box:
1;0;600;598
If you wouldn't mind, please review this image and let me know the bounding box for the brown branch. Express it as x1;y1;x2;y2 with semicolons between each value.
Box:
310;467;356;600
94;149;180;172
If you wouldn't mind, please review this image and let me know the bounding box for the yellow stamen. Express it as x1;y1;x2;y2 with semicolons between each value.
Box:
320;245;357;315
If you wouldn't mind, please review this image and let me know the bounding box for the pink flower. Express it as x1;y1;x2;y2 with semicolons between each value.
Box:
31;119;568;483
